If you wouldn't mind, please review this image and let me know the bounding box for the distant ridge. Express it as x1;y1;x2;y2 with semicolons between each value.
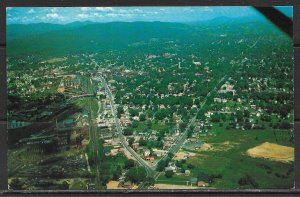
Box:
7;20;281;57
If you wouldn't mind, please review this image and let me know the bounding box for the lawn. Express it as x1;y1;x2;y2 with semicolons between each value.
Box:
156;173;193;186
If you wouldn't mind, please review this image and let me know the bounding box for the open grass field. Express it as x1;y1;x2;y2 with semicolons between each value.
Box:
190;127;294;189
156;125;294;189
156;174;193;186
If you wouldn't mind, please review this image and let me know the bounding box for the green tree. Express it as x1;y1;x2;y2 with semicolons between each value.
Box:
117;106;124;118
125;159;135;169
144;177;155;186
187;163;194;169
48;165;65;178
124;128;133;136
125;167;147;184
236;110;244;122
155;109;169;120
139;113;146;121
198;172;213;183
238;174;259;188
10;178;24;190
132;121;139;128
165;170;174;178
146;120;152;129
61;181;69;189
156;160;166;172
129;109;139;117
139;138;147;146
128;137;134;147
187;128;193;138
112;165;122;180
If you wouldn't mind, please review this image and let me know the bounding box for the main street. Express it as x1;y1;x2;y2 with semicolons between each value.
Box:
94;74;156;177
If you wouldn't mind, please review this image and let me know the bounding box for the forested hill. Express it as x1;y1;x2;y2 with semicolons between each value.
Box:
7;20;288;57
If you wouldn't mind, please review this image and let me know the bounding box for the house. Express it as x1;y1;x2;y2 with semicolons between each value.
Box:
218;82;236;95
110;148;119;156
165;162;177;172
104;139;112;144
149;135;158;141
163;141;173;150
185;170;191;176
144;149;151;157
214;98;227;103
146;156;155;161
132;142;140;149
197;181;209;187
205;111;213;118
122;181;132;189
152;149;167;157
57;85;65;93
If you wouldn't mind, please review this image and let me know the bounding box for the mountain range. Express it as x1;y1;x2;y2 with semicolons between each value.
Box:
7;18;282;57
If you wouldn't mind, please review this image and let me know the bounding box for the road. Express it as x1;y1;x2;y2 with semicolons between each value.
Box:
93;72;228;188
94;75;156;178
156;74;228;164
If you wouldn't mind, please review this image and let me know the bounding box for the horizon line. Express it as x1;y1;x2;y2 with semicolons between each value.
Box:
6;16;267;25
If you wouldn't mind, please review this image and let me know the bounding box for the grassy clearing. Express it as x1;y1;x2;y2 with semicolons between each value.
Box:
155;125;294;189
184;128;294;189
156;174;193;186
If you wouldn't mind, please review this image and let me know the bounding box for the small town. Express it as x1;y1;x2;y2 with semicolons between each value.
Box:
7;7;294;190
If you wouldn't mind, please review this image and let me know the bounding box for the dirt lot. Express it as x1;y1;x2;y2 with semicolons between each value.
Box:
106;181;121;189
174;151;196;160
246;142;294;163
154;184;199;189
199;143;213;151
197;141;237;152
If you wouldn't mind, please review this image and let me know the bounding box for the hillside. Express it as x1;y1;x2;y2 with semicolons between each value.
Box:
7;20;284;57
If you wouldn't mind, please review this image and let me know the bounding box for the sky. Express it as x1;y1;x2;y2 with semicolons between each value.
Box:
6;6;293;24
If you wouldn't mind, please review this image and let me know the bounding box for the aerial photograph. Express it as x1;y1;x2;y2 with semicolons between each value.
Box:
6;6;294;190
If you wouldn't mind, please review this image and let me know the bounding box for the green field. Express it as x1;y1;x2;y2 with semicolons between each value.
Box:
157;126;294;189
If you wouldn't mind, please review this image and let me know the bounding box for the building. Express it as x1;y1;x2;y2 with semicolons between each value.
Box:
146;156;155;161
185;170;191;176
165;162;177;172
144;149;151;157
197;181;209;187
122;181;132;189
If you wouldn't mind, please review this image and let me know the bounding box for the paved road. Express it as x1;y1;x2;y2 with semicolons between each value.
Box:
94;75;156;178
156;75;228;165
93;73;227;187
